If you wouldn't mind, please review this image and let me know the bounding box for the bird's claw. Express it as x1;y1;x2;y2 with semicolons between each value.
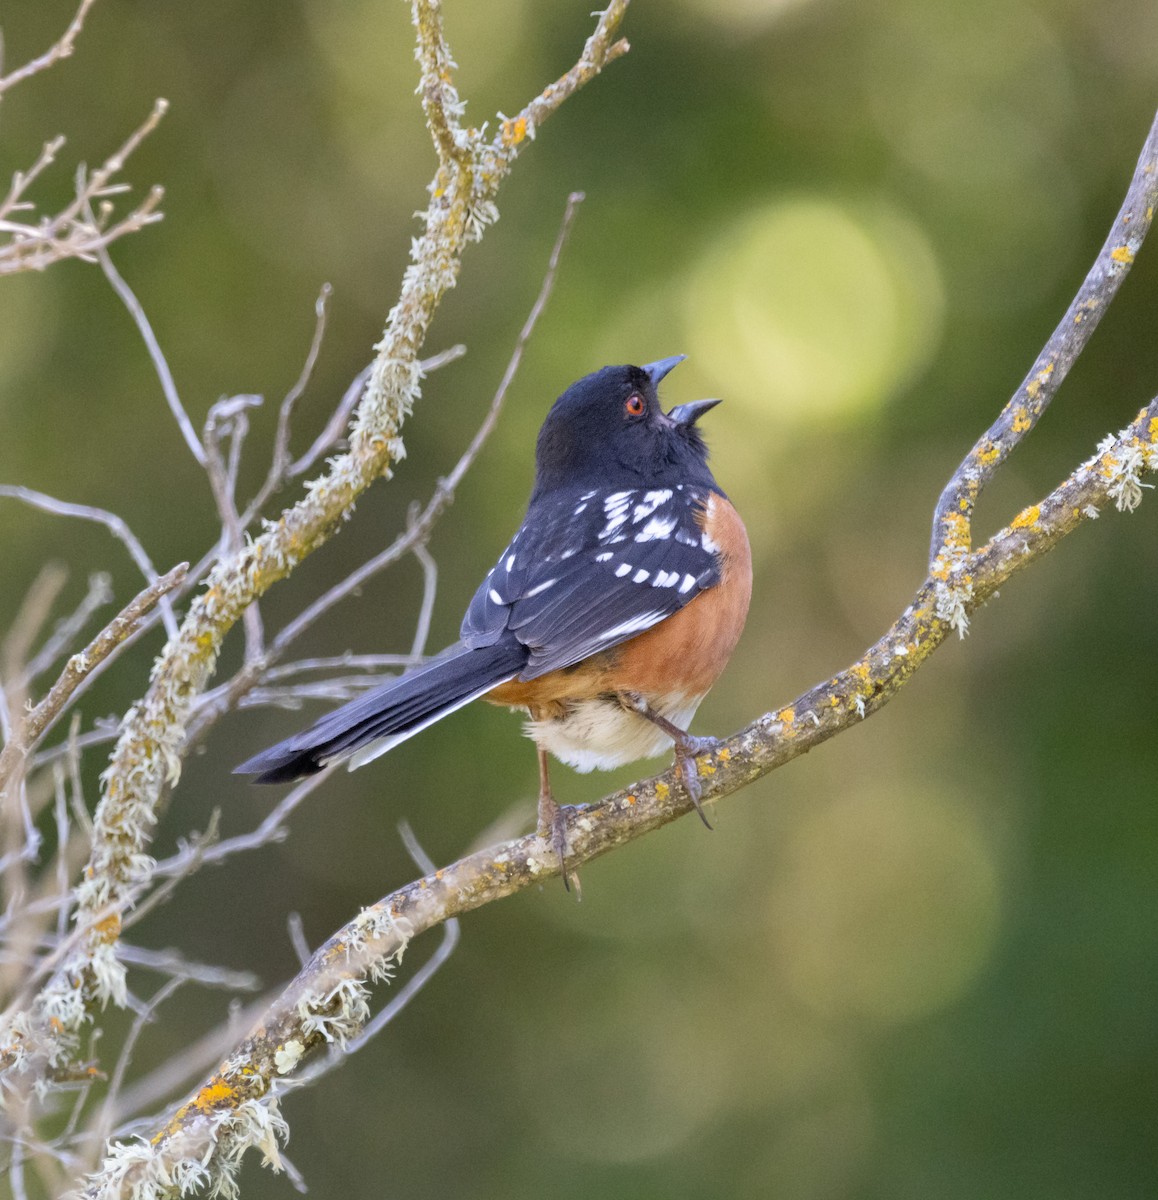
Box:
674;735;719;829
536;792;575;892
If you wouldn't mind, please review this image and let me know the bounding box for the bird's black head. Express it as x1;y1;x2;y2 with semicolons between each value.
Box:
531;356;721;500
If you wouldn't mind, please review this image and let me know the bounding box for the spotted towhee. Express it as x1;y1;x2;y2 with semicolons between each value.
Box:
236;356;752;871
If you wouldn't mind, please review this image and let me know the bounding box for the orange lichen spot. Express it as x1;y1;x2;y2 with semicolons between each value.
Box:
626;793;637;805
1111;244;1135;265
502;116;528;146
1010;504;1041;530
49;1017;64;1033
1011;407;1032;434
194;1079;238;1112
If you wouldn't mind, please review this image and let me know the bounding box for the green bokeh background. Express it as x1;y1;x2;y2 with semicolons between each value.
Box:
2;0;1157;1195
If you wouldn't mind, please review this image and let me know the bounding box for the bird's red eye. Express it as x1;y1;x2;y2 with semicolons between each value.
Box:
625;392;645;417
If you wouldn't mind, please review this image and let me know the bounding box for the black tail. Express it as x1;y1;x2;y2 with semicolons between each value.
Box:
234;639;527;784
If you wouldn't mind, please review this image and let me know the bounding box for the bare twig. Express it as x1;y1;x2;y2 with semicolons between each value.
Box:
0;101;167;277
0;0;99;97
151;771;334;877
0;487;179;641
0;565;188;798
93;243;205;468
241;286;333;526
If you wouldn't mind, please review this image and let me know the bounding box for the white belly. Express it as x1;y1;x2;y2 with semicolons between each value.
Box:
524;693;704;773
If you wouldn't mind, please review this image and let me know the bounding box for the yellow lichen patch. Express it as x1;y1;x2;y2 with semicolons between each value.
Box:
93;913;121;941
1148;415;1158;444
941;511;970;544
194;1079;238;1113
502;116;528;146
717;747;731;762
1011;407;1032;434
655;781;670;802
849;661;870;684
1111;244;1136;265
976;440;1000;466
778;707;796;725
1010;504;1040;530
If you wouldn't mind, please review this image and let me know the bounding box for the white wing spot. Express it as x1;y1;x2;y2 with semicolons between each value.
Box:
488;588;504;604
595;551;613;563
505;555;515;571
574;503;587;515
633;489;671;521
653;569;679;587
632;568;650;584
701;529;720;554
524;578;557;598
679;574;697;594
615;562;632;578
635;515;677;543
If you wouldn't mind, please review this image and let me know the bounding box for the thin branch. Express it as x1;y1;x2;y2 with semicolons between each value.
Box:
0;101;167;277
93;242;205;468
150;771;334;877
25;574;113;684
285;344;466;484
241;285;333;525
0;0;99;97
0;487;179;641
0;565;188;797
931;109;1158;564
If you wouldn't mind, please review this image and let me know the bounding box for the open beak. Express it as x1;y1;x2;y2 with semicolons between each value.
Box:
642;354;687;386
668;397;722;426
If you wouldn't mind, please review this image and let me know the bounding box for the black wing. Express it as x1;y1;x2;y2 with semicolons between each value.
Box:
460;486;720;678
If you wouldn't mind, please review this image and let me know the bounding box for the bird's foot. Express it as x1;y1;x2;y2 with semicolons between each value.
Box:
536;789;576;893
672;734;720;829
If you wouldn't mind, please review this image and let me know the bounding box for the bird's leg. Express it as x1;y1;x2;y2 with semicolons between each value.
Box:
535;746;572;891
618;692;717;829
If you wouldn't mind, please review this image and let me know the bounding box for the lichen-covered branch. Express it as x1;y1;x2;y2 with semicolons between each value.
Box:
2;0;631;1105
930;108;1158;568
79;397;1157;1199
